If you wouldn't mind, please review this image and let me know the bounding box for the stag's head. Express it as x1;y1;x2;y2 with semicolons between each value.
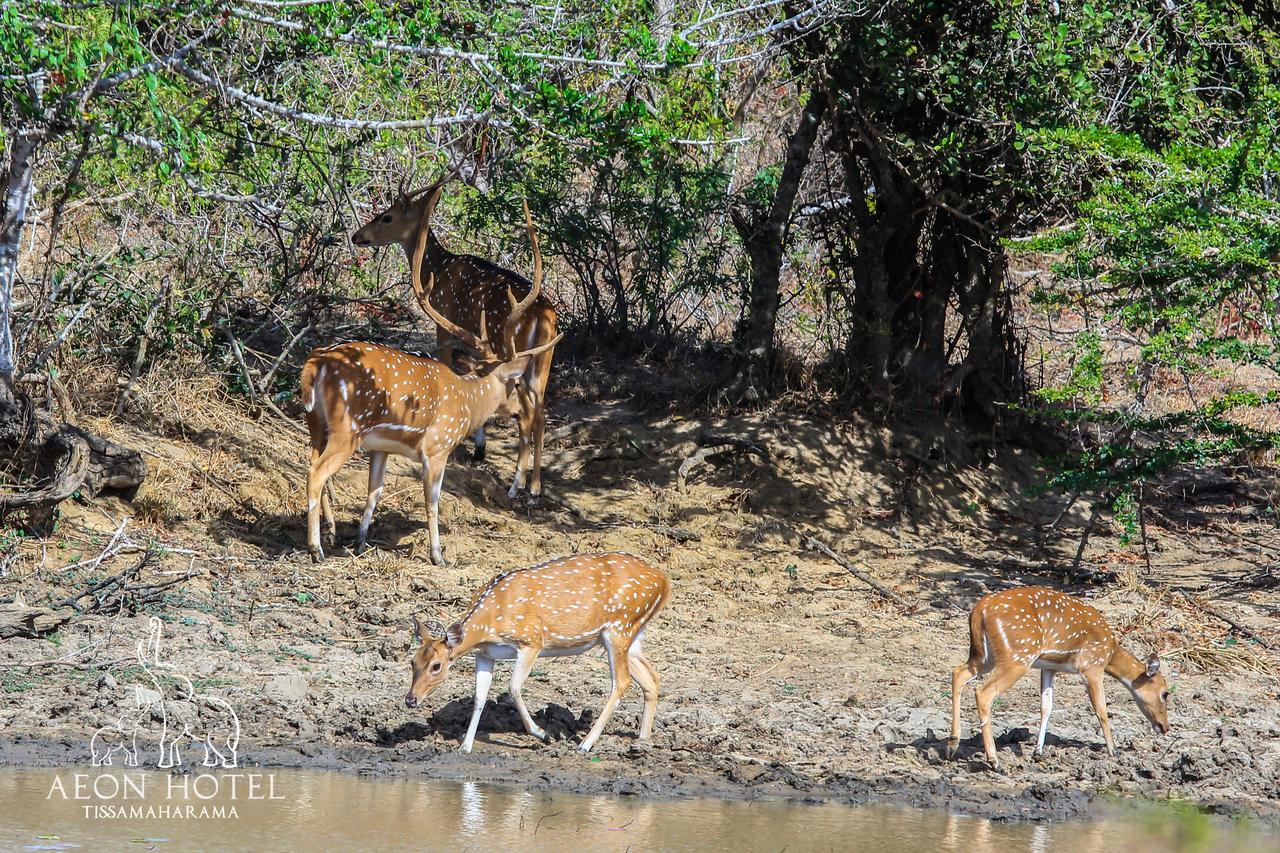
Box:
352;182;445;248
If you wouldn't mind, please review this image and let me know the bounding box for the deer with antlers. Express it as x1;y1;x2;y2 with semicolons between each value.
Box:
947;586;1170;768
406;552;670;754
351;179;559;499
302;203;562;564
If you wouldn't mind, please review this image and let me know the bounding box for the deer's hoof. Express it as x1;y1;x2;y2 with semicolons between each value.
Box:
309;548;323;564
945;739;960;760
430;551;446;567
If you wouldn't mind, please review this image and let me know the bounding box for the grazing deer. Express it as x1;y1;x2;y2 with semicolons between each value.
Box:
405;552;670;754
351;180;559;499
947;586;1170;768
301;204;561;564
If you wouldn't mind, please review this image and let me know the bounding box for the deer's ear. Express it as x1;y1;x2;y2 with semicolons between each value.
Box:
1145;654;1161;677
444;623;464;649
412;616;425;642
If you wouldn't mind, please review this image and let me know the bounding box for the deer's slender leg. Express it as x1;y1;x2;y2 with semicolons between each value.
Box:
356;451;387;553
528;387;546;497
508;386;533;499
528;345;554;497
1036;669;1055;755
579;632;633;753
975;662;1029;768
472;427;486;462
509;645;549;742
627;634;660;740
460;654;494;754
307;442;354;560
321;482;336;545
421;452;448;565
948;659;980;759
1083;670;1115;755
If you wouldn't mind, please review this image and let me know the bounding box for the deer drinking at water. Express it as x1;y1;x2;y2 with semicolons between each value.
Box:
947;586;1170;767
302;202;561;564
405;553;670;754
351;179;559;499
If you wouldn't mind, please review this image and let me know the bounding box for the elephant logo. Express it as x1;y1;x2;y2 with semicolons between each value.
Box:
91;617;241;769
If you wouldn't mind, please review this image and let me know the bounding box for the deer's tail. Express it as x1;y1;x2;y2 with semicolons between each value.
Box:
967;601;988;667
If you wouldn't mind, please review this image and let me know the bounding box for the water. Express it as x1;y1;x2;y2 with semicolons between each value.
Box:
0;766;1273;852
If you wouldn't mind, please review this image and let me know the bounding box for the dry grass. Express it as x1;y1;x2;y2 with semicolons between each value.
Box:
1164;641;1280;677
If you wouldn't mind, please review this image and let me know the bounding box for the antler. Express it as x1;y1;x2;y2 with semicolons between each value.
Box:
503;199;545;357
412;195;562;365
404;165;461;201
411;198;493;358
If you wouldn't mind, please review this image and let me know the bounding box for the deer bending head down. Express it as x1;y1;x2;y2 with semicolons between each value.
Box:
406;553;670;754
352;179;559;499
302;202;562;564
947;586;1170;768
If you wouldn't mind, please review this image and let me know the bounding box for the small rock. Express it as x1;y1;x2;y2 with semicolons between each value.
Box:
264;675;309;704
98;673;118;691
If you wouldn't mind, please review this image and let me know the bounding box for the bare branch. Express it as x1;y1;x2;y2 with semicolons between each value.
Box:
172;59;505;131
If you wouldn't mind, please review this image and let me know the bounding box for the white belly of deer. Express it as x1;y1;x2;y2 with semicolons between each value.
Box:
1032;654;1079;674
363;431;420;455
473;641;597;660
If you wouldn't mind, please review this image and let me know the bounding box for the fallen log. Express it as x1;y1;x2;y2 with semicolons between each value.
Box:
0;604;73;639
677;438;770;491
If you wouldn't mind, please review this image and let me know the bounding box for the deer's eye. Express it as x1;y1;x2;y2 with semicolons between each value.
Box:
381;214;393;223
430;661;443;674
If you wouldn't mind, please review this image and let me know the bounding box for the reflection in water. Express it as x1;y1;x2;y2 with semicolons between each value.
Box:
0;767;1274;852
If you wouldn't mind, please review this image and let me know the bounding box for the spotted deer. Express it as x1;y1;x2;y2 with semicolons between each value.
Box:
301;204;561;564
351;180;559;499
405;553;670;754
947;586;1170;767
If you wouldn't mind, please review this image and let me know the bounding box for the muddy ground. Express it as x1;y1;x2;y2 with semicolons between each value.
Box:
1;359;1278;825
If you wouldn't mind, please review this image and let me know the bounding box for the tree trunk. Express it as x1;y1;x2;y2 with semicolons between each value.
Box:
732;87;827;371
0;131;147;525
1;130;42;382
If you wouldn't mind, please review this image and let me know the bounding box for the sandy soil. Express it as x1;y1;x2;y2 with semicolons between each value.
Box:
1;361;1278;824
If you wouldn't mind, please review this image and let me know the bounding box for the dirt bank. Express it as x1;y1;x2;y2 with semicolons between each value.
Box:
1;363;1277;825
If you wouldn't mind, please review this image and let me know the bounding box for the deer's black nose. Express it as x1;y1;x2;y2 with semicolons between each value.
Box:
404;693;418;709
352;235;371;247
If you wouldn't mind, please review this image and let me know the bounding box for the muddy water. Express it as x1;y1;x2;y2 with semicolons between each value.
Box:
0;767;1273;852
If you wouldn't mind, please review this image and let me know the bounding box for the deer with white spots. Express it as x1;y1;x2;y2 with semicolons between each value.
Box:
405;553;670;754
947;586;1170;768
300;203;562;564
351;180;559;499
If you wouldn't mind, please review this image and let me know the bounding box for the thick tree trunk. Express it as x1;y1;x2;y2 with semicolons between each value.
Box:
732;88;827;370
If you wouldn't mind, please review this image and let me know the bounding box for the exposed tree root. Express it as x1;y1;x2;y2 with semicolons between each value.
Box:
0;376;146;527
